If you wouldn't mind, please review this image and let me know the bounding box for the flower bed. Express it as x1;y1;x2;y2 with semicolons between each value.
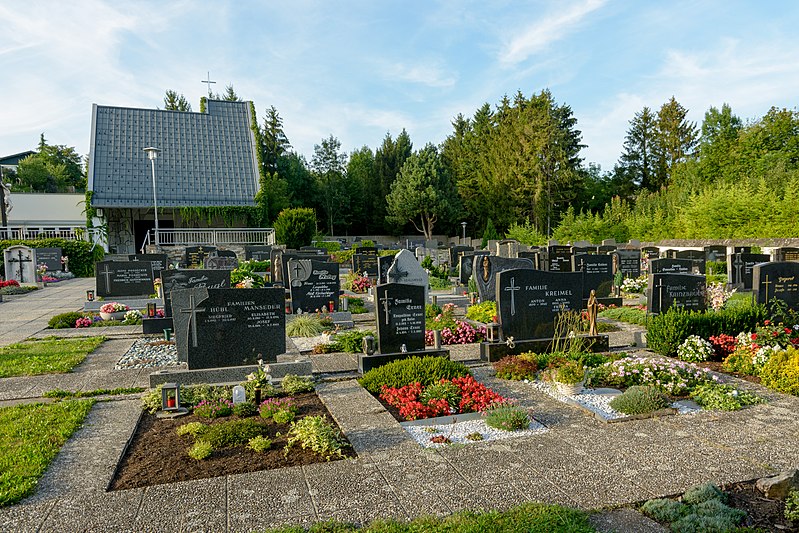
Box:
425;303;487;345
379;375;506;421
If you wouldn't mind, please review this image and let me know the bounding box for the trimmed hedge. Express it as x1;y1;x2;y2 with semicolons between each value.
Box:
647;304;766;357
358;356;471;394
0;238;104;278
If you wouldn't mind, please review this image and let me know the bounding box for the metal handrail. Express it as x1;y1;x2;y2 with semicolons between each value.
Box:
145;227;276;248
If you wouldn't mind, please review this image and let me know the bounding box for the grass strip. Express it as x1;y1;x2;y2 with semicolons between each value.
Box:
0;336;105;377
43;387;146;399
264;502;594;532
599;306;648;326
0;399;95;506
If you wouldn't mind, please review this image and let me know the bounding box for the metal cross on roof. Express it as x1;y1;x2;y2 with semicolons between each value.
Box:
201;71;216;97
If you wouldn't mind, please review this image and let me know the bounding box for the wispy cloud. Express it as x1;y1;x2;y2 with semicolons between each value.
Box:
499;0;606;65
381;61;457;88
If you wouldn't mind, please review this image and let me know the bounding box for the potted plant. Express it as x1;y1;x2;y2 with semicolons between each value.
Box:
554;360;585;395
99;302;130;321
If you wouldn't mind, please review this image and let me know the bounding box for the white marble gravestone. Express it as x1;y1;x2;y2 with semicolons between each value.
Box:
3;245;37;285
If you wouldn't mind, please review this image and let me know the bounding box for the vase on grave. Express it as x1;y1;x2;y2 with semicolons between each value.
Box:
557;381;584;395
100;311;126;321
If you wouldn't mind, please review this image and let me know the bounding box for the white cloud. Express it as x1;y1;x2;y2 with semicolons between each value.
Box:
499;0;606;65
381;61;457;88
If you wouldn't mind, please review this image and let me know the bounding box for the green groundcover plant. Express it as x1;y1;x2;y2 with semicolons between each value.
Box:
0;336;104;377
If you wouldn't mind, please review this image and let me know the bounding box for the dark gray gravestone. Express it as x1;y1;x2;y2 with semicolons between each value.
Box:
675;250;706;274
598;245;617;254
642;246;660;259
377;254;394;285
614;250;641;279
775;248;799;262
129;254;169;274
161;269;230;317
474;255;534;302
183;246;216;268
754;262;799;308
288;259;340;313
449;245;474;268
352;253;378;277
647;273;706;315
458;251;490;284
375;283;425;353
244;245;272;261
517;251;540;270
571;245;597;256
215;250;238;259
649;258;694;275
574;254;613;298
35;248;62;272
733;246;752;255
547;245;573;272
299;246;327;254
728;253;770;289
354;246;378;256
704;246;727;263
172;287;286;369
95;261;154;297
496;269;583;340
272;250;331;285
204;256;239;270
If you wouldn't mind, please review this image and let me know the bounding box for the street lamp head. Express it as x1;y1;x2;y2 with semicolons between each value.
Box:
143;147;161;160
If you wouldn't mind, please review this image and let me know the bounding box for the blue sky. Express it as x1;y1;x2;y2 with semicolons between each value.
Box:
1;0;797;171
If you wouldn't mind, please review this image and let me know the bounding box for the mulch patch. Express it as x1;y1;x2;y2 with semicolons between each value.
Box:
109;392;356;491
724;479;796;532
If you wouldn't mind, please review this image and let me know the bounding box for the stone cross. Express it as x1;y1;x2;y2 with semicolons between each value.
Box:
8;250;32;283
733;254;744;284
292;261;304;280
379;291;392;325
180;293;206;348
503;277;520;316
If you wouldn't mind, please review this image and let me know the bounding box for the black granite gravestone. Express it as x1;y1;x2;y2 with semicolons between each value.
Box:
598;245;617;254
35;248;62;272
733;246;752;255
204;256;239;270
642;246;660;260
473;255;534;301
647;273;706;314
754;262;799;308
571;245;597;256
458;251;490;284
183;246;217;268
375;283;425;353
614;250;642;278
352;253;378;277
272;249;331;285
354;246;378;256
128;253;169;274
172;287;286;369
244;245;272;261
161;269;230;316
496;269;583;339
215;250;238;259
288;259;340;313
449;245;474;269
299;246;327;254
573;254;613;298
728;253;770;289
704;246;727;263
649;258;694;275
547;245;573;272
95;261;154;297
674;250;706;274
775;248;799;262
377;255;394;285
517;251;540;270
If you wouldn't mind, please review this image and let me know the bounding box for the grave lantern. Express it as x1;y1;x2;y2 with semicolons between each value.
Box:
486;322;501;343
362;335;375;355
161;382;180;411
86;290;95;301
146;302;157;318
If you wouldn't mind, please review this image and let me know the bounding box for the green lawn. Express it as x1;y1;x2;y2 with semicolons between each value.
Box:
599;305;648;326
0;400;95;506
0;336;105;377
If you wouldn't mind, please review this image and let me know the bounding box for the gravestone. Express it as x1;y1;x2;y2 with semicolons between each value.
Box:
215;250;239;259
244;245;272;261
458;250;490;284
374;283;425;353
614;250;642;279
675;250;706;274
775;247;799;262
204;256;239;270
161;269;230;317
377;254;394;285
662;249;678;259
649;258;694;275
754;262;799;308
517;251;541;270
496;269;583;339
288;259;340;313
3;245;37;284
572;245;597;256
449;245;474;268
573;254;613;298
272;250;330;285
299;246;327;254
728;253;770;289
95;260;154;297
733;246;752;255
547;245;573;272
647;273;706;315
354;246;378;256
473;255;534;302
497;240;519;258
597;245;617;254
352;253;378;277
642;246;660;260
128;253;169;274
183;246;216;268
171;287;286;369
386;249;429;303
35;247;62;272
704;246;727;263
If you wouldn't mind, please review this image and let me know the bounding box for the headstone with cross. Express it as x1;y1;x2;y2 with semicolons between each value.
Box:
374;283;425;354
385;249;428;302
95;261;154;297
474;255;534;302
3;245;36;284
287;259;340;314
728;253;770;289
647;273;706;314
496;268;583;340
171;287;286;369
160;269;230;317
754;262;799;308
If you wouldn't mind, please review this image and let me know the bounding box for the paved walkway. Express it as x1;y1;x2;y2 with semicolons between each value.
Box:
0;279;797;532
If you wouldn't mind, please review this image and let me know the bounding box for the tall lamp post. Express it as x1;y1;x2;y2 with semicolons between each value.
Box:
143;147;161;248
461;221;467;241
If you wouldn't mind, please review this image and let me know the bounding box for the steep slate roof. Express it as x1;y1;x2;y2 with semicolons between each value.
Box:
88;100;260;208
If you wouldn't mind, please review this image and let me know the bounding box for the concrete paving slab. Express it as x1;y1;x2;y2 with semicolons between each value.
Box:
41;490;143;533
0;500;54;533
227;467;316;529
303;459;399;516
136;477;227;532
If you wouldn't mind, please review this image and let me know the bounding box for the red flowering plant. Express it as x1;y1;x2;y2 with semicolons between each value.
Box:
379;376;506;421
753;320;795;348
0;279;20;288
708;334;737;360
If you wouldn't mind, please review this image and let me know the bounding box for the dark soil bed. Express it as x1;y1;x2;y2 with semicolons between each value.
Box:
724;479;796;532
109;392;356;491
697;361;763;385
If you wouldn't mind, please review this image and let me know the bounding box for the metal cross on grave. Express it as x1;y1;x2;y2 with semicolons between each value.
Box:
761;274;772;304
504;277;520;316
733;254;744;284
7;250;32;283
655;278;666;314
99;263;114;293
180;293;206;348
379;291;393;325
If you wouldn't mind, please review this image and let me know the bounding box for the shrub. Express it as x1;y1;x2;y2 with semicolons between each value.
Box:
188;440;213;460
280;374;314;394
48;311;87;329
193;398;234;419
274;207;316;249
284;415;349;460
609;385;671;415
641;498;690;522
181;384;233;407
286;316;326;337
677;335;714;363
259;397;297;419
493;355;538;381
329;329;373;353
786;489;799;521
681;482;726;505
465;301;497;323
553;361;585;384
358;356;471;394
176;422;205;438
272;409;296;424
689;383;764;411
199;419;267;448
722;345;757;375
248;435;272;453
484;404;529;431
759;346;799;395
232;401;258;417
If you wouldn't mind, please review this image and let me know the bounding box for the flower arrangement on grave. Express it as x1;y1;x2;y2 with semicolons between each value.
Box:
0;280;20;288
36;263;47;277
230;263;265;288
709;334;737;359
706;282;736;311
153;277;162;295
424;303;487;345
552;360;585;385
234;276;255;289
344;271;371;293
676;335;714;363
586;356;718;396
75;316;93;328
621;275;647;293
123;310;142;323
100;302;130;313
379;375;506;421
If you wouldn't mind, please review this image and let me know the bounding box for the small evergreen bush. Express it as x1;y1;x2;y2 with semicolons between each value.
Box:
176;422;205;438
329;329;373;353
358;356;471;394
608;385;671;415
640;498;690;522
199;419;267;448
274;207;316;249
681;483;726;505
493;355;538;381
785;489;799;521
188;440;213;460
232;401;258;417
48;311;88;329
759;346;799;395
284;415;349;460
248;435;272;453
484;404;529;431
272;409;296;424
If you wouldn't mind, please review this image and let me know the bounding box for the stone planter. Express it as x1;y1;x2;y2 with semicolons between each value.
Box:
100;311;126;321
557;381;584;395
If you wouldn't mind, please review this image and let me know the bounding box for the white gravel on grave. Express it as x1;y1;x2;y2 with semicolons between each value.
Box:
404;417;548;448
115;337;181;369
